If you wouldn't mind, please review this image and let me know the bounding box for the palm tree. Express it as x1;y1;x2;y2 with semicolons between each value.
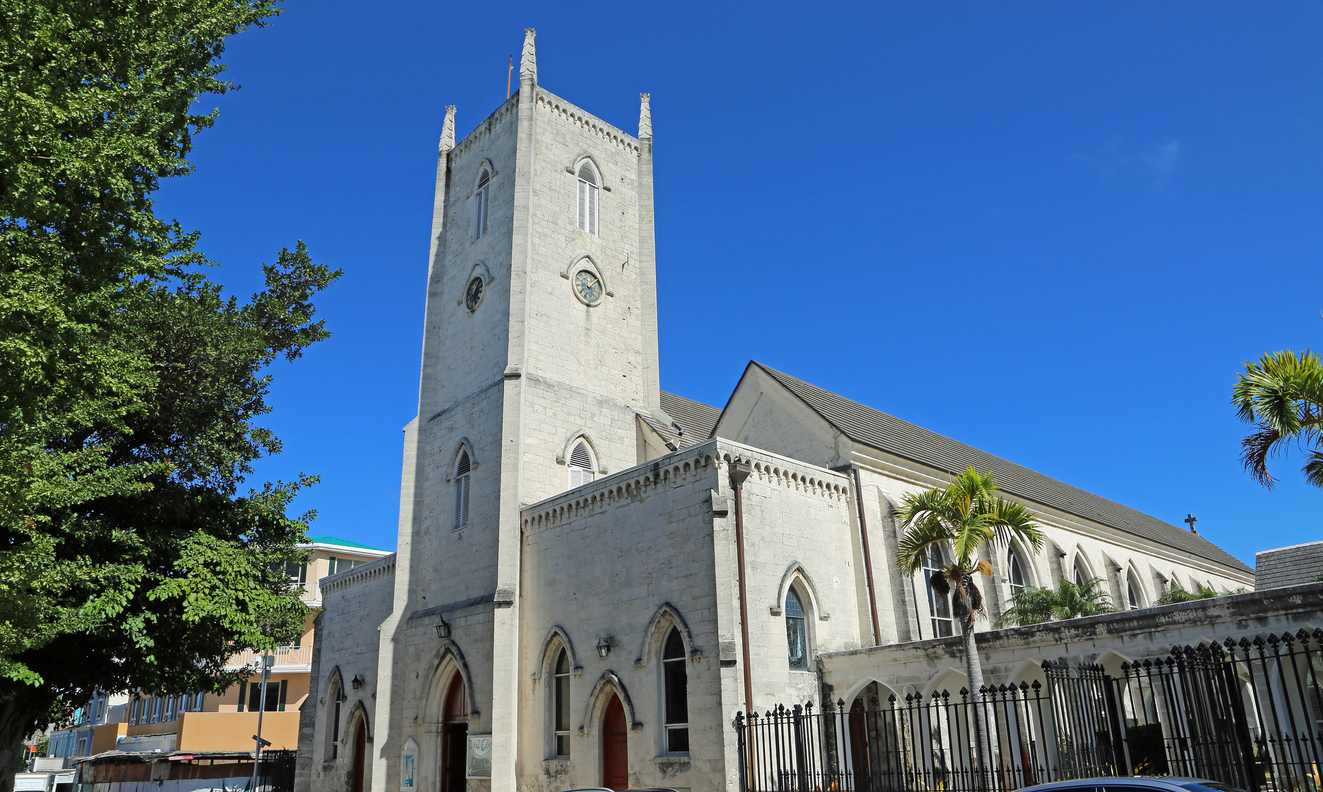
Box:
996;578;1115;626
1232;349;1323;488
896;467;1044;786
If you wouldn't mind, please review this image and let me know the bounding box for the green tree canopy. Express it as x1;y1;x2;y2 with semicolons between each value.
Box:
996;578;1116;627
0;0;337;778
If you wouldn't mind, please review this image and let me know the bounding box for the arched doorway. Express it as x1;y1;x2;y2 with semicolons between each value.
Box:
440;675;468;792
350;718;367;792
601;694;628;790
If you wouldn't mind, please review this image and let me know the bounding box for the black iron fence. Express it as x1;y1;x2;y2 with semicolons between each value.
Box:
734;630;1323;792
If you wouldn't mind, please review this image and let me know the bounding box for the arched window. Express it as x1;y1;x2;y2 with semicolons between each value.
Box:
577;162;599;236
453;451;471;531
662;628;689;753
1008;549;1027;598
923;548;954;637
785;588;808;670
1073;556;1090;588
473;168;490;241
552;649;570;757
1126;575;1141;610
568;441;594;488
326;676;343;761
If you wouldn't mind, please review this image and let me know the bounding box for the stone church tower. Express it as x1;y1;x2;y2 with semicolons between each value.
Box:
375;28;664;792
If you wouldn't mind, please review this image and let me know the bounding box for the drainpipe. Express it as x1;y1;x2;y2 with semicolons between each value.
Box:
730;460;754;714
833;464;882;646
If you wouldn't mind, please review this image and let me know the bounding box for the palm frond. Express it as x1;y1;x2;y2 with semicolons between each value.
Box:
1233;350;1323;489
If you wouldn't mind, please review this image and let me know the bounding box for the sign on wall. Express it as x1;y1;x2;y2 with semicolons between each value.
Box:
465;734;492;779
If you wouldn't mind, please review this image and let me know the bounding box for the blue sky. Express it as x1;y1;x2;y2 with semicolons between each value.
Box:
157;1;1323;565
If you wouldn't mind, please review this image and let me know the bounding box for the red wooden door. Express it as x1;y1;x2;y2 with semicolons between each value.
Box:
351;721;367;792
602;695;628;791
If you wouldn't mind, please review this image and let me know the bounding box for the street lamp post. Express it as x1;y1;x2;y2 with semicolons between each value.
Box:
250;654;274;791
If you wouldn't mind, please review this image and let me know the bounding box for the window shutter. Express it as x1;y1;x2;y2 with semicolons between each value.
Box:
578;181;587;231
460;476;469;529
237;681;247;712
278;680;288;712
299;563;307;585
588;184;598;236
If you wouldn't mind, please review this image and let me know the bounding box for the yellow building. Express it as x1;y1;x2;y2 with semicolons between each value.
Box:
103;537;391;755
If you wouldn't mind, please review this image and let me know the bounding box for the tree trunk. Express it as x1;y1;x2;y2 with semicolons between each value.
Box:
961;613;993;790
0;696;32;792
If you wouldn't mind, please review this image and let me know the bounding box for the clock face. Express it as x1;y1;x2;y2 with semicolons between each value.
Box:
573;270;603;305
464;277;483;311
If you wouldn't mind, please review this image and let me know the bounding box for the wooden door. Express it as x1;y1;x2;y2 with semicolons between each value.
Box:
440;676;468;792
351;720;367;792
602;695;628;791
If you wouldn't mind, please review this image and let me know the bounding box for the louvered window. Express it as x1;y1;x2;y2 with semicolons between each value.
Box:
473;169;490;241
453;451;471;531
568;442;594;488
577;163;598;236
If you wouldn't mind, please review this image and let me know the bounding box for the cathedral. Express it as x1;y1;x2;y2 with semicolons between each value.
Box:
294;30;1253;792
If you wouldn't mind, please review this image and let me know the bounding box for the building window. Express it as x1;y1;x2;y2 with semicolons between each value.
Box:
195;692;206;712
248;681;283;712
1127;575;1142;610
923;548;955;637
568;441;594;489
1008;549;1027;597
1073;556;1090;588
552;649;571;757
165;696;175;721
453;450;471;531
577;162;599;236
326;676;343;762
662;628;689;753
152;697;162;722
474;168;491;241
785;588;808;670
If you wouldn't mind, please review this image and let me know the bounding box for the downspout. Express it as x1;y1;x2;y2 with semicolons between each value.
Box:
730;460;754;713
833;464;882;646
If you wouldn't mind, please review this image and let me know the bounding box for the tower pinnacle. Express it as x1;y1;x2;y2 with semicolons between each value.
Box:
439;105;456;152
638;93;652;139
519;28;537;84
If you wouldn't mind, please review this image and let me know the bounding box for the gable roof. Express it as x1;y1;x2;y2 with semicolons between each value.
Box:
659;391;723;443
748;362;1250;574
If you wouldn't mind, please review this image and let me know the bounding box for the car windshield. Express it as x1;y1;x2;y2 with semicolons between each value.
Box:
1179;783;1246;792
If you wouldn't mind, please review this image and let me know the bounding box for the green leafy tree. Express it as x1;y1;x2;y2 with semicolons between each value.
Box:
1232;349;1323;488
896;467;1044;785
0;1;339;780
996;578;1116;626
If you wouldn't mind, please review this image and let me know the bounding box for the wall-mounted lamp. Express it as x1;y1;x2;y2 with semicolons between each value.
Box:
435;616;451;640
596;637;612;659
351;674;364;690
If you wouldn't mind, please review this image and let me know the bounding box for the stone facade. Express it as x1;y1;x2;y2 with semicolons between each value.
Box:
297;30;1262;792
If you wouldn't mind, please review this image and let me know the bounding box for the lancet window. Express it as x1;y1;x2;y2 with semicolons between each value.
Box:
568;441;594;489
473;168;490;241
577;162;599;236
785;588;808;670
453;451;471;531
923;547;955;637
662;628;689;753
552;649;570;757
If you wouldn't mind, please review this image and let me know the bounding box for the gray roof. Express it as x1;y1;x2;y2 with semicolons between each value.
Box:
750;362;1251;574
660;391;722;444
